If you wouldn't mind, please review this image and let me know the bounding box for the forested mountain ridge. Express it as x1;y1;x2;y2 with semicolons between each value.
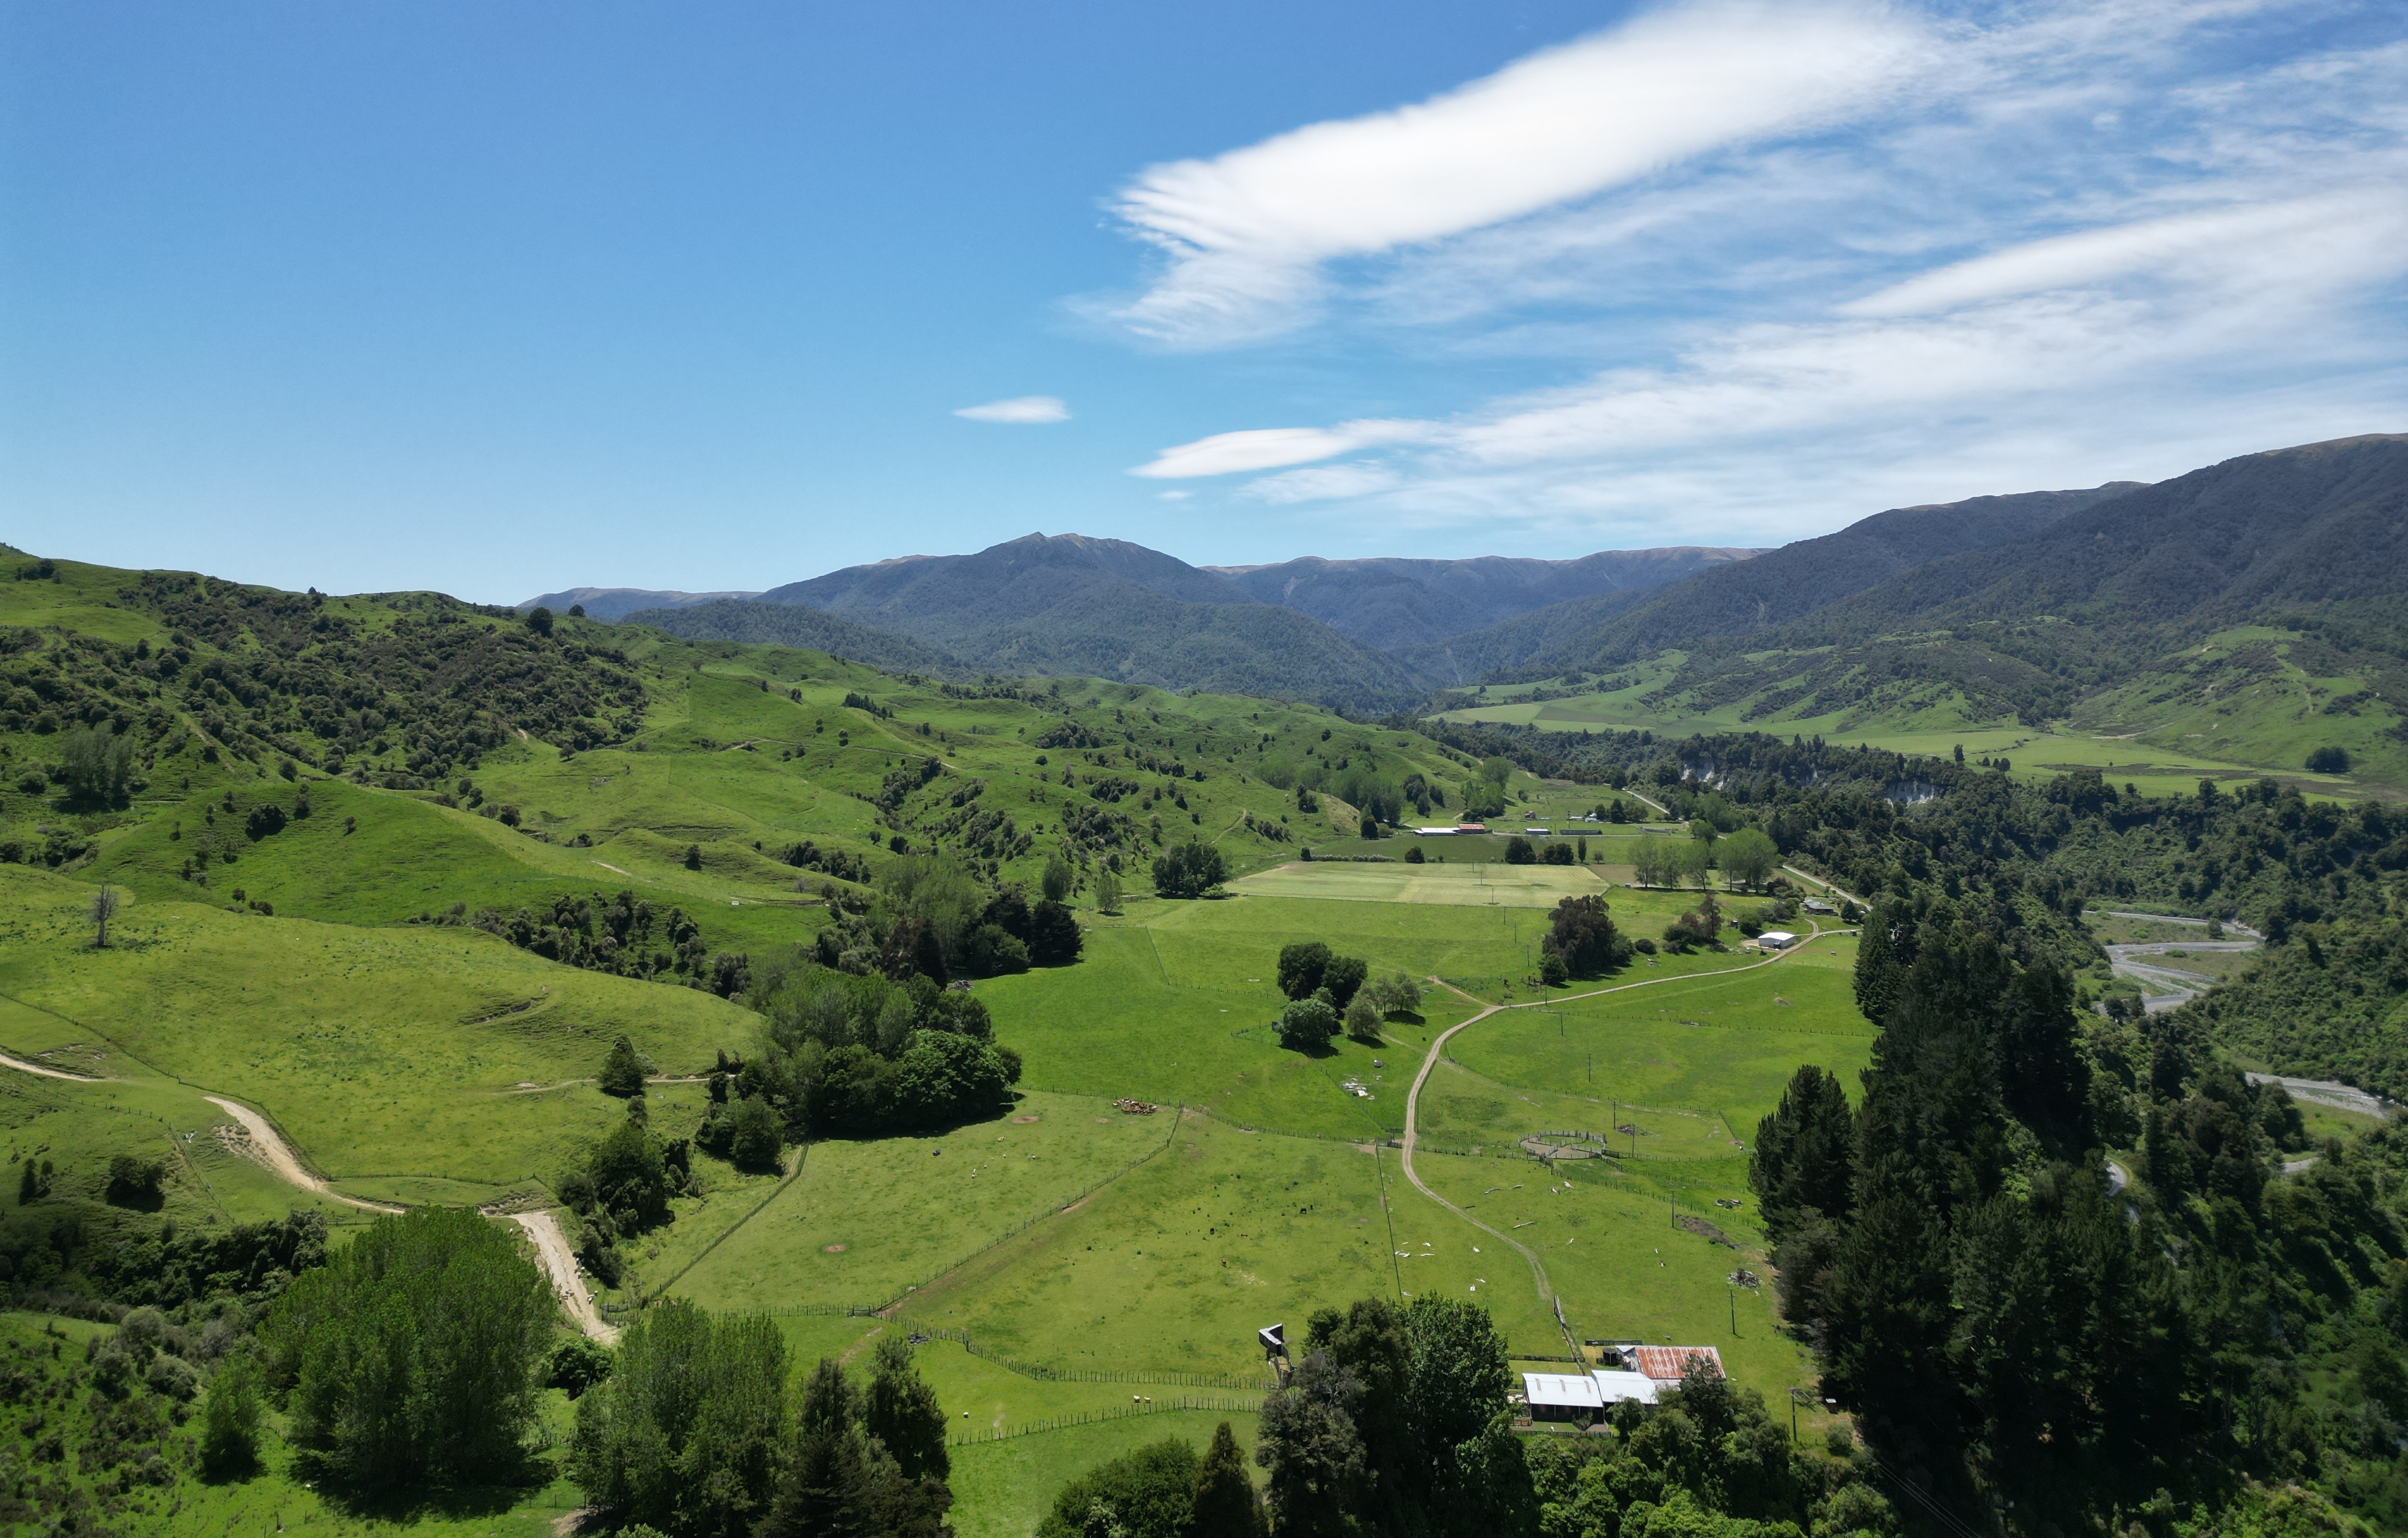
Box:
628;532;1751;706
1425;481;2142;680
1428;436;2408;791
521;585;763;622
758;531;1245;619
638;533;1430;710
1205;546;1755;652
1786;432;2408;641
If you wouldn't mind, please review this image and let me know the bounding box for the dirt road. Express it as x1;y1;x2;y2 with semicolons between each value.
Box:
512;1210;618;1342
202;1096;401;1214
0;1047;102;1082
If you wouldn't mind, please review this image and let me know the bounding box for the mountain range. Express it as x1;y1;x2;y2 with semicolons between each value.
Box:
539;434;2408;774
604;534;1749;708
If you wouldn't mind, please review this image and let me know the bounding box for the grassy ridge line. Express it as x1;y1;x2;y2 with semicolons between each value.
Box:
947;1395;1266;1448
613;1140;812;1312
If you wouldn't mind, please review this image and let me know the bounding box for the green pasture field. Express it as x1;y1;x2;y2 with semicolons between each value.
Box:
1411;1150;1813;1392
2086;912;2235;945
1226;859;1612;908
665;1091;1178;1314
1445;939;1872;1142
978;899;1500;1142
980;888;1820;1148
0;865;754;1204
889;1110;1408;1379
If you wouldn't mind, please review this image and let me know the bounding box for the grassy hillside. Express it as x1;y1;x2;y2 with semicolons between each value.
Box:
621;596;962;673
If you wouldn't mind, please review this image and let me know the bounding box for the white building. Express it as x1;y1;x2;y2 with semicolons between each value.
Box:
1522;1371;1606;1423
1757;930;1798;949
1591;1370;1660;1406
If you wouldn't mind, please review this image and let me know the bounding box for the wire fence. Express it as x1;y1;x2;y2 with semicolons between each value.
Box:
603;1142;811;1317
950;1395;1265;1447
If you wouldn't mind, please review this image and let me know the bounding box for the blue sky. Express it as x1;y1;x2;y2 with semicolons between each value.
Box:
4;0;2403;603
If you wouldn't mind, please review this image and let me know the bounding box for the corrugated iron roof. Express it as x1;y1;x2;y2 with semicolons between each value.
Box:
1632;1345;1724;1383
1592;1370;1659;1405
1522;1373;1605;1407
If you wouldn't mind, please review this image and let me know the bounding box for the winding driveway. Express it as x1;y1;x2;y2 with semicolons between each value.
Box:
1398;922;1837;1352
512;1210;618;1343
202;1096;402;1214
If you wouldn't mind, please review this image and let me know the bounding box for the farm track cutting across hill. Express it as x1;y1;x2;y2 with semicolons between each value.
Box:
0;1047;102;1082
201;1095;402;1214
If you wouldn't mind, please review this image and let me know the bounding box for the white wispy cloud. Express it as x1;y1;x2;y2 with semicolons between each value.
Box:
1105;1;1928;347
1104;0;2408;543
1131;421;1424;478
953;396;1071;424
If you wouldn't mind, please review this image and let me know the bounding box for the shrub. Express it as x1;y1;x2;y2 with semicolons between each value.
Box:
1277;997;1340;1051
1277;942;1332;1000
1152;839;1228;899
728;1095;785;1171
199;1355;263;1480
1403;845;1424;864
1541;841;1574;865
549;1335;615;1398
1344;996;1383;1042
2305;746;2351;774
1503;836;1535;865
106;1154;166;1204
1320;955;1368;1010
599;1034;649;1097
965;923;1030;976
1027;899;1083;966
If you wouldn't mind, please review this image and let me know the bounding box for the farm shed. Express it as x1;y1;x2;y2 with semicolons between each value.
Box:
1591;1370;1660;1406
1632;1345;1724;1386
1521;1372;1606;1423
1756;930;1798;949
